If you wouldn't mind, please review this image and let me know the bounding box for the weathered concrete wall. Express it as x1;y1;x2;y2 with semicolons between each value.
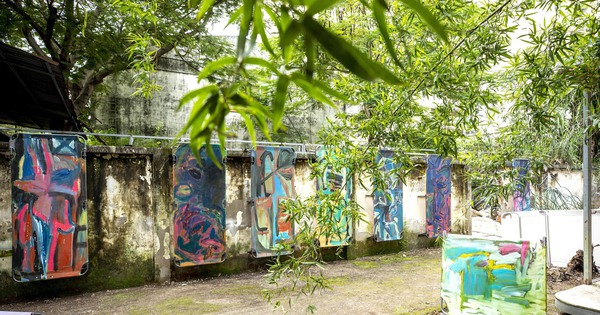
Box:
0;145;471;302
93;55;338;144
0;146;164;302
497;167;589;213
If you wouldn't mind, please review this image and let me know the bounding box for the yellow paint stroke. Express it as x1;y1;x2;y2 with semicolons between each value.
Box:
18;155;24;179
458;251;490;259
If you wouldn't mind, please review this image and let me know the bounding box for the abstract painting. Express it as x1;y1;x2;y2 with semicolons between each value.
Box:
11;134;88;282
173;144;226;266
373;150;403;242
513;159;531;212
250;146;296;257
426;154;451;238
316;148;352;247
441;234;546;315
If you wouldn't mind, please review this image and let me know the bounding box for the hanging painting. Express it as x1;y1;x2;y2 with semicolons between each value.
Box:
513;159;531;212
426;154;451;238
173;144;226;266
373;150;403;242
250;146;296;257
11;134;88;282
316;148;352;246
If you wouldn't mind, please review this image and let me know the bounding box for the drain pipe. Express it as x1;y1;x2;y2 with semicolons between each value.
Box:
542;210;551;268
583;90;593;285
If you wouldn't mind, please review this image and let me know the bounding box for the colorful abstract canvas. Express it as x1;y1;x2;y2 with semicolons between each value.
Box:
513;159;531;212
173;144;226;266
11;134;88;282
315;148;352;247
250;146;296;257
372;150;403;242
426;154;451;238
441;234;546;315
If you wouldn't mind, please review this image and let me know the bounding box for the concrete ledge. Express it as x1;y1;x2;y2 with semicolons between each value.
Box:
555;284;600;315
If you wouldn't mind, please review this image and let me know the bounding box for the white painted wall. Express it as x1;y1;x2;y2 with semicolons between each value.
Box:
501;210;600;268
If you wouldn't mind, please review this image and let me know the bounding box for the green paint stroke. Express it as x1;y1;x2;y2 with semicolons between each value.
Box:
441;235;546;315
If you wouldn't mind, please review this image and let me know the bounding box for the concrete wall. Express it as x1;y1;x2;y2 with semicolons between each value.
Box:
497;168;588;213
92;55;339;144
0;145;471;302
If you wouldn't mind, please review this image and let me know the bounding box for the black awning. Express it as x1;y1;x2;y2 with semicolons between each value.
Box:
0;41;80;131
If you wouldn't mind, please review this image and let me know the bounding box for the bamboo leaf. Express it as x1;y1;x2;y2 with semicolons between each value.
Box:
305;0;344;16
290;73;335;107
237;0;255;59
302;16;402;84
243;57;281;75
178;84;218;109
398;0;448;42
197;57;237;81
196;0;216;21
237;110;257;144
372;0;404;68
272;75;290;131
281;20;302;50
312;80;350;103
252;5;275;56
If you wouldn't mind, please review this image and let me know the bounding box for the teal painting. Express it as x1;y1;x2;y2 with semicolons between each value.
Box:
441;234;546;314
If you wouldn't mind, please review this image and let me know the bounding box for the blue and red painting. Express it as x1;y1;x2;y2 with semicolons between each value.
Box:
373;150;403;242
173;144;226;266
513;159;531;212
426;154;451;238
11;134;88;282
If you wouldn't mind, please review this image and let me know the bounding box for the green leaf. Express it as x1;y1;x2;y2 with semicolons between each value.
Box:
272;75;290;131
196;0;216;20
263;5;282;35
304;31;315;78
302;16;402;84
226;6;244;27
312;80;350;103
197;57;237;81
237;0;256;60
188;0;200;9
398;0;448;43
252;5;275;56
229;92;272;140
290;73;335;107
305;0;344;16
372;0;404;69
205;141;221;169
243;57;281;75
178;84;219;109
236;110;257;144
280;20;302;58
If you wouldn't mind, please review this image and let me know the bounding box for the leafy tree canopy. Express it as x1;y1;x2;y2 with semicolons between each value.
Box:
0;0;236;127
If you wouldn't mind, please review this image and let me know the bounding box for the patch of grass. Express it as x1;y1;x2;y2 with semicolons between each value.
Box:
327;275;351;287
155;297;222;314
210;284;260;296
352;260;379;269
352;253;416;269
393;305;439;315
380;276;405;289
102;290;145;304
128;307;151;315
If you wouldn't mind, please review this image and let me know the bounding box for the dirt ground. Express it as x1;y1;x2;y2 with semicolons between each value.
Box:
0;247;586;315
